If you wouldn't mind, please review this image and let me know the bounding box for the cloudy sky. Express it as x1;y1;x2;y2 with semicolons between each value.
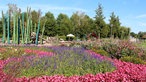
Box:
0;0;146;33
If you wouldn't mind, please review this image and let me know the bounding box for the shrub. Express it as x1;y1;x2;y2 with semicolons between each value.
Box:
100;40;146;60
92;49;110;57
121;56;146;64
58;35;66;41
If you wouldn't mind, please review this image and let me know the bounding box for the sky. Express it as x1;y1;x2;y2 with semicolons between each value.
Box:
0;0;146;33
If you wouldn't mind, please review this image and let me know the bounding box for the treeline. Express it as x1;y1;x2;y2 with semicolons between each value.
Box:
131;31;146;39
0;4;131;40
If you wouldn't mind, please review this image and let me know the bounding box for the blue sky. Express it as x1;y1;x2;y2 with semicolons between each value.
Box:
0;0;146;33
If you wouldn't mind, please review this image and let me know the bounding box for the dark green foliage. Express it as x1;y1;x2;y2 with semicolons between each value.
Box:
56;13;72;36
130;32;137;38
44;12;56;36
94;3;108;38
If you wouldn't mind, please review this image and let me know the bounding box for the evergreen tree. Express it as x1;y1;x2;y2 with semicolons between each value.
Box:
94;3;108;38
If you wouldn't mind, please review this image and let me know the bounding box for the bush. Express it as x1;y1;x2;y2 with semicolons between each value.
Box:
58;35;66;41
121;56;146;64
92;49;110;57
100;40;146;59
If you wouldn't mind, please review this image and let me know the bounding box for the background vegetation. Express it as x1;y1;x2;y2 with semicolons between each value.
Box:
0;4;132;40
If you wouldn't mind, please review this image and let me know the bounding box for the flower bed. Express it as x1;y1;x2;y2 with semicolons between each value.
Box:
0;47;146;81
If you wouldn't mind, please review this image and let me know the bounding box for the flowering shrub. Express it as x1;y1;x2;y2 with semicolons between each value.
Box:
91;40;146;61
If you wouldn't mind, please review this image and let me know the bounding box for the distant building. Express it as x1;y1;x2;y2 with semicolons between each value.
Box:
141;34;146;40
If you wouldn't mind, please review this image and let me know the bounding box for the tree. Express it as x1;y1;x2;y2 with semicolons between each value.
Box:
56;13;72;36
70;11;94;39
118;26;131;39
44;11;56;36
109;12;121;38
79;15;95;39
94;3;108;38
70;11;82;38
130;32;137;38
138;31;146;39
31;10;39;25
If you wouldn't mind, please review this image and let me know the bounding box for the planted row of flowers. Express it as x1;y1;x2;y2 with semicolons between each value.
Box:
0;47;146;81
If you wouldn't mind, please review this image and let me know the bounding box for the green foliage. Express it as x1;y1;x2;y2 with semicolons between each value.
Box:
118;26;130;39
44;12;56;36
130;32;137;38
92;49;110;57
121;56;146;64
56;13;72;36
70;12;94;39
58;35;66;41
31;10;39;24
109;12;121;38
94;4;107;38
0;3;132;41
137;31;146;39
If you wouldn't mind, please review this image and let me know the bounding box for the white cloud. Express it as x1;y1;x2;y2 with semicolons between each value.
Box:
0;4;88;18
23;4;87;12
136;14;146;18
